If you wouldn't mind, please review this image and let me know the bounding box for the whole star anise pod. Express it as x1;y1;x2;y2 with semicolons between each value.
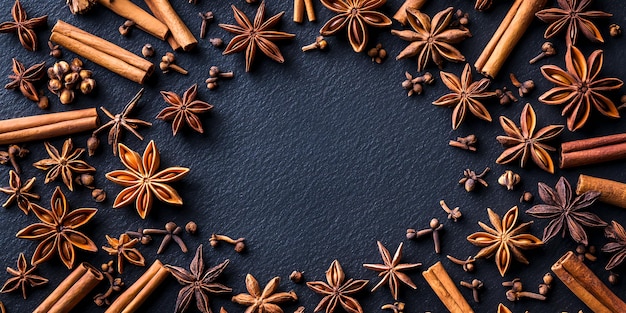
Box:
526;177;606;246
392;7;471;72
0;253;48;299
219;1;295;72
102;233;145;274
603;221;626;271
0;170;39;214
33;138;96;191
105;140;189;219
232;274;297;313
5;58;46;102
363;241;421;300
165;245;232;313
495;103;564;173
535;0;611;46
307;260;369;313
319;0;392;53
467;206;543;276
539;45;623;131
433;63;495;130
16;186;98;269
0;0;47;51
157;84;213;136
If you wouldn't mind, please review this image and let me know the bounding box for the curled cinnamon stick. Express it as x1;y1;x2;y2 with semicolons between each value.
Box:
145;0;197;51
560;133;626;168
577;175;626;209
393;0;428;25
106;259;170;313
304;0;316;22
293;0;304;23
96;0;169;40
0;109;98;145
34;263;104;313
422;262;474;313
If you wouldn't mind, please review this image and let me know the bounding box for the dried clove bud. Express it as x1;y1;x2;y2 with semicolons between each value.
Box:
538;273;552;295
209;234;246;253
460;279;483;303
401;72;433;96
141;44;154;57
498;170;520;190
449;134;477;151
456;9;469;27
459;167;489;192
367;43;387;63
119;20;135;36
289;271;303;283
185;221;197;234
609;272;619;285
48;41;62;58
440;200;462;222
381;302;405;313
199;11;214;39
495;87;518;105
447;255;476;272
520;191;534;203
209;38;224;48
576;244;597;262
406;218;444;253
529;42;556;64
75;173;95;188
510;73;535;97
610;24;622;37
206;66;234;90
301;36;328;52
92;188;106;202
160;52;188;74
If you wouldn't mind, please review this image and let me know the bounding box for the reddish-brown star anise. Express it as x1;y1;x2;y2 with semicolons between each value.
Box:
157;84;213;136
535;0;611;46
102;233;145;274
0;253;48;299
307;260;369;313
0;170;39;214
232;274;297;313
5;58;46;102
33;138;96;191
363;242;421;300
603;221;626;271
0;0;47;51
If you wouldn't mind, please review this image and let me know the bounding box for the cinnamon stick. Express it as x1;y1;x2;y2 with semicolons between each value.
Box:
106;259;170;313
393;0;428;25
422;262;474;313
552;251;626;313
577;175;626;209
0;109;98;145
144;0;197;51
304;0;316;22
34;263;104;313
96;0;169;40
560;133;626;168
475;0;547;78
294;0;304;23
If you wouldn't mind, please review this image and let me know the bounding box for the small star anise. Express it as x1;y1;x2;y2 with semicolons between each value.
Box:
526;177;606;246
539;45;623;131
363;241;421;300
102;233;145;274
16;186;98;269
307;260;369;313
0;170;39;214
0;0;47;51
165;245;232;313
536;0;611;46
157;84;213;136
33;138;96;191
467;206;543;276
319;0;392;53
220;1;295;72
495;103;564;173
392;7;471;72
232;274;297;313
0;253;48;299
5;58;46;102
105;140;189;219
433;63;495;130
602;221;626;271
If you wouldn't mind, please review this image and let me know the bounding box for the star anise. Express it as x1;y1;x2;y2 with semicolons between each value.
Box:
220;1;295;72
0;0;47;51
363;241;421;300
33;138;96;191
0;170;39;214
5;58;46;102
105;140;189;219
495;103;564;174
539;45;623;131
319;0;392;53
392;7;471;72
0;253;48;299
307;260;369;313
602;221;626;271
67;0;97;15
232;274;297;313
92;88;152;156
433;63;495;130
16;186;98;269
535;0;611;46
102;233;145;274
526;177;606;246
475;0;493;11
165;245;232;313
467;206;543;276
157;84;213;136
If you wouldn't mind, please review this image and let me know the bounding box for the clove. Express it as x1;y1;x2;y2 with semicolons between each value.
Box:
118;20;135;36
529;42;556;64
406;218;443;253
440;200;462;222
381;302;405;313
198;11;214;39
449;134;477;151
498;170;520;190
301;36;328;52
495;87;518;105
0;145;28;174
447;255;476;272
460;279;483;303
160;52;188;75
510;73;535;97
206;66;234;90
209;234;246;253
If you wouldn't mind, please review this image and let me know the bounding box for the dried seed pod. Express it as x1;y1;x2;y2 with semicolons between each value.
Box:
37;95;49;110
209;38;224;47
610;24;622;37
520;191;533;203
609;272;619;285
92;188;106;202
119;20;135;36
80;78;96;94
498;170;520;190
529;42;556;64
185;221;197;234
87;135;100;156
59;89;74;104
141;44;155;57
289;271;303;283
48;41;62;58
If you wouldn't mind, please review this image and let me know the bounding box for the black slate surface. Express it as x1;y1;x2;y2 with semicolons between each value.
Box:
0;0;625;312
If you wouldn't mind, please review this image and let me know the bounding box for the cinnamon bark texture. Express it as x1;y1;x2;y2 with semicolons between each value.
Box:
96;0;169;40
0;108;98;145
144;0;197;51
33;263;104;313
393;0;428;25
577;175;626;209
561;133;626;168
105;259;170;313
422;262;474;313
475;0;547;78
552;251;626;313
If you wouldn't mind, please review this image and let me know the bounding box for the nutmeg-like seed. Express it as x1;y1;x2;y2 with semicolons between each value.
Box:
289;271;303;283
92;189;106;202
142;44;155;57
185;221;197;234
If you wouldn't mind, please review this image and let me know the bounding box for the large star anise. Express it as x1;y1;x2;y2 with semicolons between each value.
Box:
535;0;611;46
232;274;297;313
603;221;626;271
433;63;495;130
0;170;39;214
495;103;564;174
5;58;46;102
307;260;369;313
319;0;392;53
33;138;96;191
0;253;47;299
16;186;98;269
392;7;471;72
105;140;189;219
526;177;605;246
0;0;47;51
102;233;145;274
220;1;295;72
165;245;232;313
467;206;543;276
539;45;623;131
362;241;421;300
157;84;213;136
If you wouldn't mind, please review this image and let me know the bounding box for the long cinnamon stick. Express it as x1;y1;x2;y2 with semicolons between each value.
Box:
0;108;96;134
577;175;626;209
393;0;428;25
34;263;104;313
560;133;626;168
552;251;626;313
475;0;547;78
97;0;169;40
106;259;170;313
144;0;197;51
422;262;474;313
293;0;304;23
0;109;98;145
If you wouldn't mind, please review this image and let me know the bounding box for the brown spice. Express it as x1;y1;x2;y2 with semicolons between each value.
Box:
158;84;213;135
440;200;462;222
0;0;47;51
446;255;475;272
459;167;489;192
497;170;520;190
198;11;213;39
68;0;96;14
102;234;145;274
209;234;246;253
406;218;444;253
143;222;188;254
289;271;303;283
602;221;626;270
118;20;135;36
536;0;611;45
363;242;421;300
105;259;170;313
92;188;106;202
96;0;168;40
509;73;534;97
159;52;188;74
33;138;96;191
529;42;555;64
448;134;477;151
0;170;39;214
367;43;386;64
34;263;104;313
422;262;474;313
610;24;622;37
307;260;368;313
185;221;197;234
5;58;46;103
232;275;297;313
94;261;125;307
0;253;48;299
459;279;483;303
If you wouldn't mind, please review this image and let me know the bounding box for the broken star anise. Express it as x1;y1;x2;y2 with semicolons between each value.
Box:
603;221;626;271
157;84;213;136
0;253;48;299
363;241;421;300
33;138;96;191
0;170;39;214
102;233;145;274
67;0;97;15
307;260;369;313
0;0;47;51
539;45;623;131
495;103;564;174
535;0;612;46
5;58;46;102
467;206;543;276
232;274;297;313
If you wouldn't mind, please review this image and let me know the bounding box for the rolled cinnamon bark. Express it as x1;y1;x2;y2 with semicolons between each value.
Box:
560;133;626;168
106;259;170;313
304;0;316;22
0;108;95;134
0;109;98;145
577;175;626;209
422;262;474;313
393;0;428;25
293;0;304;23
34;263;104;313
144;0;197;51
97;0;169;40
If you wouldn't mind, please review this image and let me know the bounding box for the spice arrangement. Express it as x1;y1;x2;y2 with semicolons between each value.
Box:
0;0;626;312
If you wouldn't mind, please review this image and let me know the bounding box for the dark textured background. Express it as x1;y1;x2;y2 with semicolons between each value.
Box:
0;0;625;312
